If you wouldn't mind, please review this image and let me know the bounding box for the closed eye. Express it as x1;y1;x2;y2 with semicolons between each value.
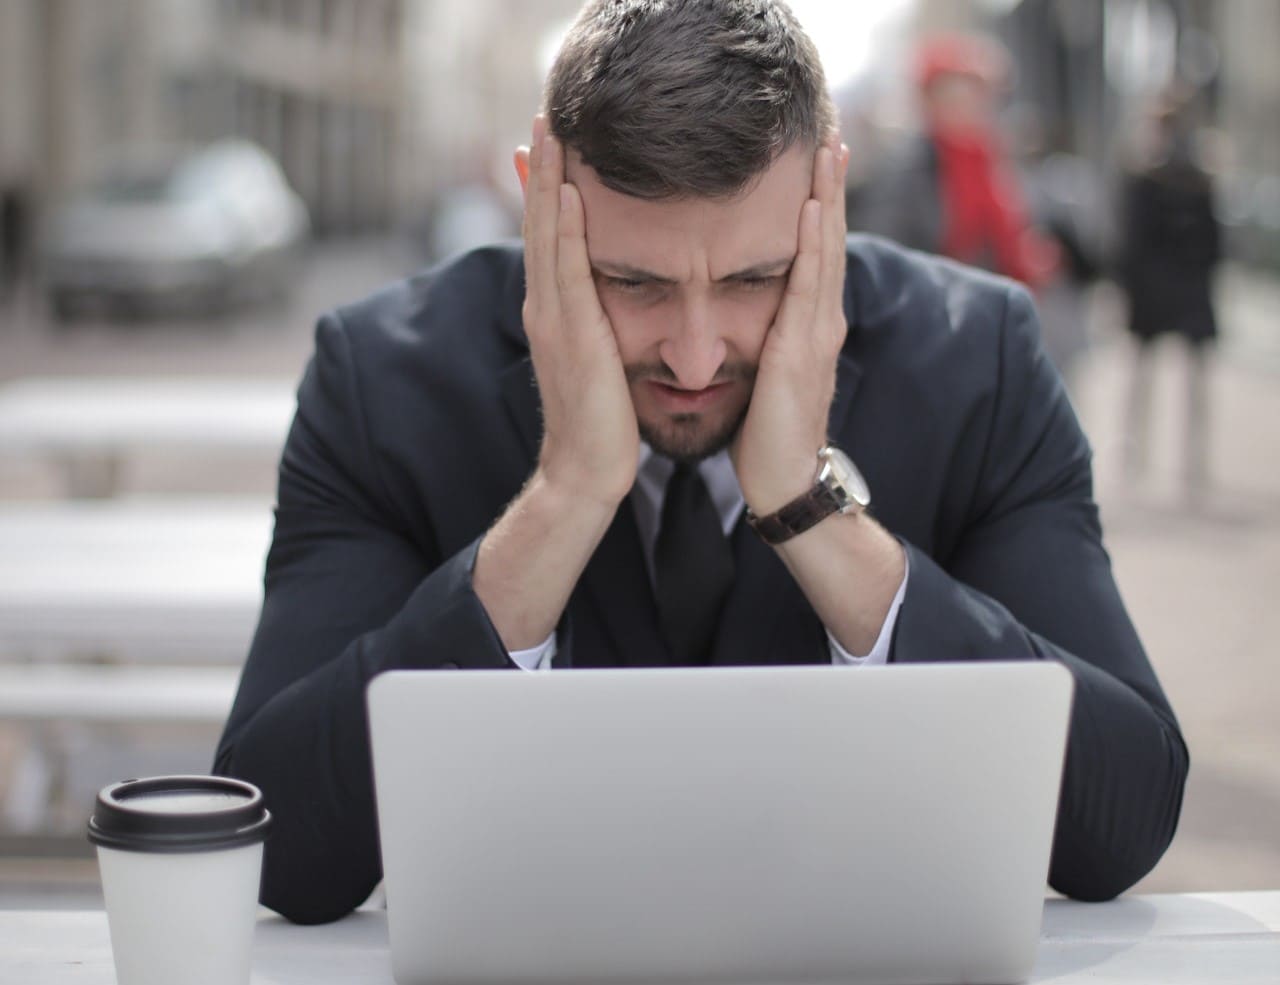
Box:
729;274;785;291
600;275;667;297
606;276;648;291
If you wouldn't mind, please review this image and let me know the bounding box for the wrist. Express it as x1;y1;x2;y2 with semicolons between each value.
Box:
739;448;824;518
474;467;620;653
745;445;872;547
536;433;636;511
529;464;626;527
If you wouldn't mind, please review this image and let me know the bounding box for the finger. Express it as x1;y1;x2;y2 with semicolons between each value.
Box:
777;198;822;332
818;142;849;329
808;143;837;275
834;143;850;220
534;134;565;264
833;143;851;317
556;182;605;329
524;115;546;224
521;118;545;275
833;142;850;229
527;119;564;320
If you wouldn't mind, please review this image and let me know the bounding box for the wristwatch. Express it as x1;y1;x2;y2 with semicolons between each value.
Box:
745;445;871;545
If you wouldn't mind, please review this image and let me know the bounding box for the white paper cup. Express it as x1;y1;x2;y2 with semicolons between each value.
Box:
87;776;272;985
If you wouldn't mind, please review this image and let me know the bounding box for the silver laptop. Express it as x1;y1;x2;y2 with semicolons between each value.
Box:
367;662;1073;985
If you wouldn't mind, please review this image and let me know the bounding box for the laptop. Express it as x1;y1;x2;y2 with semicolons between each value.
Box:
367;662;1073;985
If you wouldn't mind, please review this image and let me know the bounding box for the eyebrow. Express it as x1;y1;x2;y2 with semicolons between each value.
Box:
591;257;794;284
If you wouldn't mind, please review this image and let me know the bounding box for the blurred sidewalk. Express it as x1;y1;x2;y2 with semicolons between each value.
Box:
1217;264;1280;374
1075;265;1280;893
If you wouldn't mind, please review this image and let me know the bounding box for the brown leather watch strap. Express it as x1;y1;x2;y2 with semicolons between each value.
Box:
746;484;846;545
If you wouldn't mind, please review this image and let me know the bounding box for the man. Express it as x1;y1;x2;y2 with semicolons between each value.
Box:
216;0;1187;925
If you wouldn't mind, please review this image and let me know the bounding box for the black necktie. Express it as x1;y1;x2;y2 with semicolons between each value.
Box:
654;464;735;663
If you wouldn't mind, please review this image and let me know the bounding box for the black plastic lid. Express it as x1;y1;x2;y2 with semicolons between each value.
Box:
87;775;272;854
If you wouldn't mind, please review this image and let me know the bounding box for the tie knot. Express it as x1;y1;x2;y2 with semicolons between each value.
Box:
665;462;700;498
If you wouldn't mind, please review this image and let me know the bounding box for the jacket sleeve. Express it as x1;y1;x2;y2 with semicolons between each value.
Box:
214;310;514;925
890;286;1188;901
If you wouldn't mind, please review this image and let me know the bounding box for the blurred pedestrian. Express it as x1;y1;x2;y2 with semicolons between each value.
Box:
1117;93;1221;496
1014;116;1106;393
856;33;1059;292
0;185;29;305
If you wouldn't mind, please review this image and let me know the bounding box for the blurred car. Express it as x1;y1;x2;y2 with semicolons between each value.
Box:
43;140;309;319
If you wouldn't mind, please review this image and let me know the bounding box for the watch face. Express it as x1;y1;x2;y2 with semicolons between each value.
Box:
820;446;872;509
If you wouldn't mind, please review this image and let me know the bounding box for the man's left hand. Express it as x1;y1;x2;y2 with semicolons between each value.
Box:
732;138;851;514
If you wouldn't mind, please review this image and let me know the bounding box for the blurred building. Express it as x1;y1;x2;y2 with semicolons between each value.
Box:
2;0;1277;265
0;0;38;292
1206;0;1280;266
991;0;1280;266
0;0;577;254
1;1;213;210
218;0;404;234
0;0;410;237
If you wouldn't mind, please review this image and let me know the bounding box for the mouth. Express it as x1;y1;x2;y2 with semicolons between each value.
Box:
645;380;734;414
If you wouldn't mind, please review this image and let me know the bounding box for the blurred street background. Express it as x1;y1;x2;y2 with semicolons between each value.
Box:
1;0;1277;906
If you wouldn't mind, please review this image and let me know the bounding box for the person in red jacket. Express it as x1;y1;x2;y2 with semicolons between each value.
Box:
858;33;1060;290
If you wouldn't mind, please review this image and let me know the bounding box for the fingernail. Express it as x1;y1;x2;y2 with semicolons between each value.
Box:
533;114;547;148
828;146;838;180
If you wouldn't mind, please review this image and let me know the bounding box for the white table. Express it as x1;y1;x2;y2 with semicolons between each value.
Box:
0;665;239;722
1;892;1276;983
0;498;269;830
0;377;296;496
0;498;272;664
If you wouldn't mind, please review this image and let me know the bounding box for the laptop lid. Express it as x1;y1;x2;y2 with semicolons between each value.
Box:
368;662;1073;985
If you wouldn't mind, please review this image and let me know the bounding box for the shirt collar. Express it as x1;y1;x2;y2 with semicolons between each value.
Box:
635;443;745;536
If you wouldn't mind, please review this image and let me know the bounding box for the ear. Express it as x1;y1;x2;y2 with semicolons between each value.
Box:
513;147;531;200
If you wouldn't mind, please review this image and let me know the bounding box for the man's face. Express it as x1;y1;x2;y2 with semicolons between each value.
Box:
565;146;814;463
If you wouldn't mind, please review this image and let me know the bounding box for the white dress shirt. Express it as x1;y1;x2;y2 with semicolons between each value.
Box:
508;446;908;670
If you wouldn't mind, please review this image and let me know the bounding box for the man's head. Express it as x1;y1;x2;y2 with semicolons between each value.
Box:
529;0;838;462
545;0;834;201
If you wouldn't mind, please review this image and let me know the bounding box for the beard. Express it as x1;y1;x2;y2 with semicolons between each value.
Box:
626;359;756;465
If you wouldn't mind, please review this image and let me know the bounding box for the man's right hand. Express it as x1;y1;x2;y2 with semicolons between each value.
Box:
472;118;638;654
517;115;639;508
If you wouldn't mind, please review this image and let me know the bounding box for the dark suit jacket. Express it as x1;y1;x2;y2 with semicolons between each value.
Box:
216;235;1188;924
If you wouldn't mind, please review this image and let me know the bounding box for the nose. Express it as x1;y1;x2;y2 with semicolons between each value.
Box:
658;294;726;390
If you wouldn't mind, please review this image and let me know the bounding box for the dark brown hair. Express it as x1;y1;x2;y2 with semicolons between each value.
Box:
545;0;835;200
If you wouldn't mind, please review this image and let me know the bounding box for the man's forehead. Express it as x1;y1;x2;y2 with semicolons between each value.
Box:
567;146;813;276
564;144;813;204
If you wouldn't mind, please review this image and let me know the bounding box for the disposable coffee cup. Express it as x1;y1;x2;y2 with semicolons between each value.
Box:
87;775;272;985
